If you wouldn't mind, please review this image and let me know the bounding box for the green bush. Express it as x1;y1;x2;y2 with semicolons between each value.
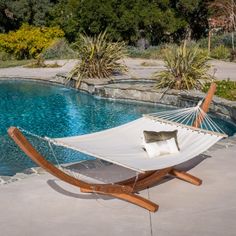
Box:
0;24;64;59
42;38;77;59
127;46;148;58
0;51;15;61
210;45;230;60
147;46;170;59
127;44;177;59
230;50;236;61
198;33;233;49
202;80;236;101
153;45;213;90
68;31;127;88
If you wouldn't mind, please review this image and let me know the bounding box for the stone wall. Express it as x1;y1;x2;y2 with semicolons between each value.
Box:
56;74;236;122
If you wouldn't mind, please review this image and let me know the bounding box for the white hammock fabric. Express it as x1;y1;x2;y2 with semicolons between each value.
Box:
53;114;227;173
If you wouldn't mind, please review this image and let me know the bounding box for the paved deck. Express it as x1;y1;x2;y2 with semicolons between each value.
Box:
0;141;235;236
0;58;236;81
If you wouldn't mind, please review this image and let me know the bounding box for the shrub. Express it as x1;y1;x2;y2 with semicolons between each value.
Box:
0;24;64;59
210;45;230;60
42;38;77;59
230;50;236;61
147;46;169;59
198;33;233;49
0;51;15;61
127;44;177;59
68;31;127;88
202;80;236;101
153;45;213;90
127;46;149;58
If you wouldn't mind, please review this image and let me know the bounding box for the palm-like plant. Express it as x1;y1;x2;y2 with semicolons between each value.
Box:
153;45;214;90
68;31;127;88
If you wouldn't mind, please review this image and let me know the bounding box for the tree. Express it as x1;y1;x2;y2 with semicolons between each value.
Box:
209;0;236;50
0;0;56;33
49;0;80;42
0;0;211;45
0;1;17;32
171;0;210;41
7;0;54;26
0;24;64;59
76;0;187;45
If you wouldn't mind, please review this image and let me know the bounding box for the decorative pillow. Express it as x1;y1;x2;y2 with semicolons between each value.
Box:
143;130;180;150
142;141;160;158
143;137;179;158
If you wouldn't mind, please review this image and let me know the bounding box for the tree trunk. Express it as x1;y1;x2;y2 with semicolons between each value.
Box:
208;29;212;54
232;31;235;50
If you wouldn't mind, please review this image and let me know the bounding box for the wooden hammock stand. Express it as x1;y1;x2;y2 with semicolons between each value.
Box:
8;83;216;212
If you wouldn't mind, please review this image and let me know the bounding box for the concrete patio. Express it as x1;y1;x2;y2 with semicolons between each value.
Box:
0;58;236;81
0;140;235;236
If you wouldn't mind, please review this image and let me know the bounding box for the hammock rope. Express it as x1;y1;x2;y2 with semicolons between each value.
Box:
17;127;68;174
147;103;225;135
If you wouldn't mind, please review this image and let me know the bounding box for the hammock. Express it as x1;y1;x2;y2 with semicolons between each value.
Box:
8;83;226;212
52;114;226;173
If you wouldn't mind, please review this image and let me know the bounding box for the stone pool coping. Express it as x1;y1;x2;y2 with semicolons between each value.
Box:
35;71;236;122
70;76;236;122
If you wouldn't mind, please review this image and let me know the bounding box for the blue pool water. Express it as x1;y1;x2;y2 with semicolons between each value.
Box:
0;80;236;176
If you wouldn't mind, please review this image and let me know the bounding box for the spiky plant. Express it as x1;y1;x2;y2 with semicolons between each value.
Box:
153;45;214;90
68;31;127;88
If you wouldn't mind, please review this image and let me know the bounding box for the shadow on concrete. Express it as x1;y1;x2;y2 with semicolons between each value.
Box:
47;153;211;200
47;179;113;200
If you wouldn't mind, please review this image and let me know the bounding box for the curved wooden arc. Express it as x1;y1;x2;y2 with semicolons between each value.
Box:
8;119;204;212
8;127;159;212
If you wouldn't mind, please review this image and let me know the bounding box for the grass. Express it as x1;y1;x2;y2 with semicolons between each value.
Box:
0;59;33;68
24;57;61;68
127;46;167;59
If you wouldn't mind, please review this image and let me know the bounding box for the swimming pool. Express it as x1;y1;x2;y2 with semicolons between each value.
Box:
0;80;235;176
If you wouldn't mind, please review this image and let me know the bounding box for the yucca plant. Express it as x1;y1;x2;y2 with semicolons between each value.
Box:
153;45;214;90
68;31;127;88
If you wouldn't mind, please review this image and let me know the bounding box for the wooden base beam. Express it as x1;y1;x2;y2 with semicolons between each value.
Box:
80;187;159;212
130;168;172;192
169;169;202;186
